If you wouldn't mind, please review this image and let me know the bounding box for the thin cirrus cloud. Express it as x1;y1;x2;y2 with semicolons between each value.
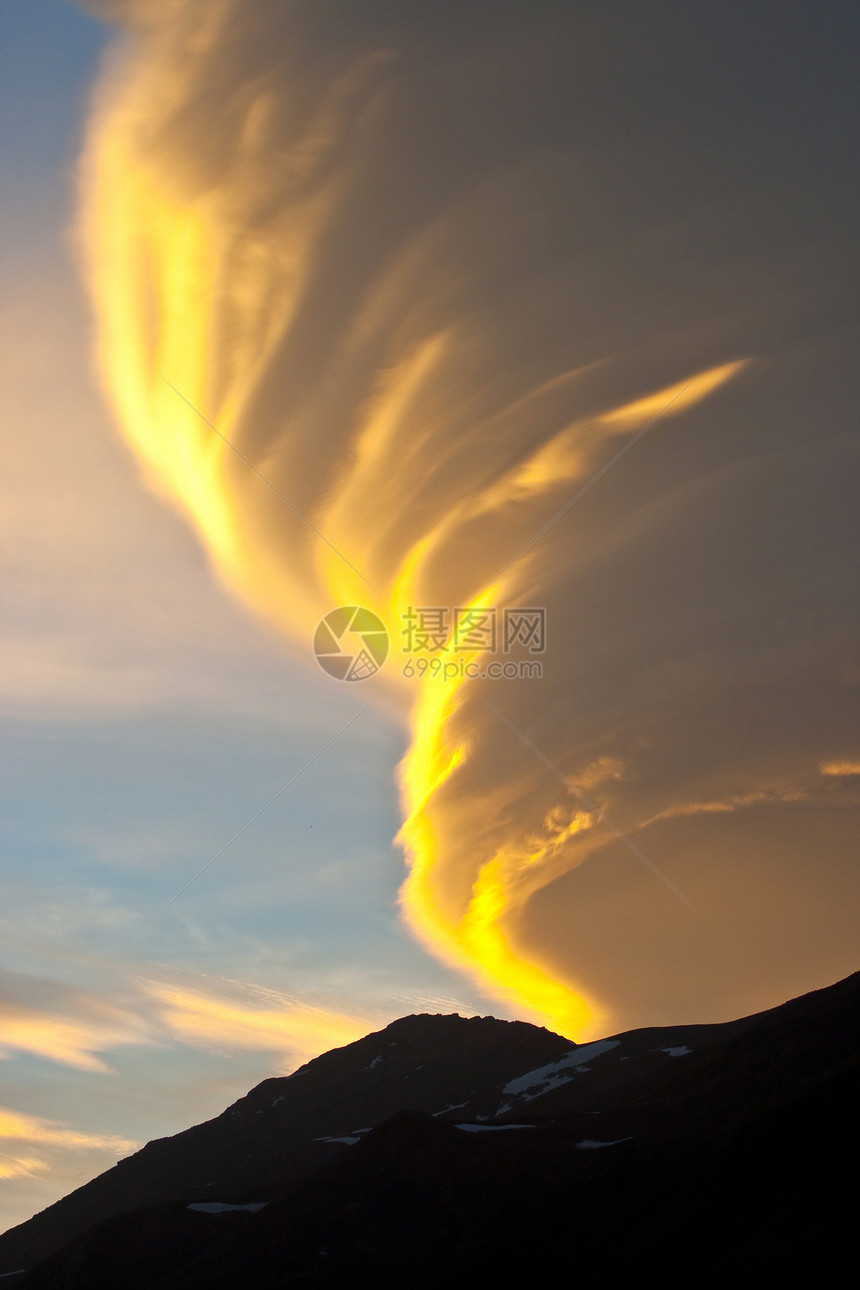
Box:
0;970;153;1073
144;980;380;1071
0;1107;137;1181
0;967;383;1076
640;761;860;827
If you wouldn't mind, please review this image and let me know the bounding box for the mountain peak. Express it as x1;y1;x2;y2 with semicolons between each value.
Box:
1;974;856;1284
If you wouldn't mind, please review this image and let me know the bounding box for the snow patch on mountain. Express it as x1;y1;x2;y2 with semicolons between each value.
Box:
187;1202;268;1214
456;1123;535;1132
501;1039;622;1102
576;1137;632;1150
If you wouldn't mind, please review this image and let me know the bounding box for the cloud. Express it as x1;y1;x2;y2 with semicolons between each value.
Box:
0;1156;46;1181
820;762;860;777
0;283;331;723
0;1106;137;1184
0;1095;139;1190
0;970;153;1073
145;980;378;1070
0;1107;137;1155
77;0;860;1035
0;964;378;1078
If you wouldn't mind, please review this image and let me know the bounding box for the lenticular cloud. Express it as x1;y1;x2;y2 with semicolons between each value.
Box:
79;0;859;1035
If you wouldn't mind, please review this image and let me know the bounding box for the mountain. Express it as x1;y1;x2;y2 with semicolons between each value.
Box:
0;1014;569;1272
0;973;856;1287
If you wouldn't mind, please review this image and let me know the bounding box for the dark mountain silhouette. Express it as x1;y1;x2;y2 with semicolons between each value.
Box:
1;973;856;1287
0;1014;569;1272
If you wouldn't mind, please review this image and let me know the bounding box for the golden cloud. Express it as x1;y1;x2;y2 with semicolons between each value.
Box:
0;989;152;1074
0;1106;137;1156
76;0;859;1036
145;982;377;1070
820;761;860;777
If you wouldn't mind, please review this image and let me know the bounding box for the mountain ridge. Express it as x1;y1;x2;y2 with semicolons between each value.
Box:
1;973;856;1285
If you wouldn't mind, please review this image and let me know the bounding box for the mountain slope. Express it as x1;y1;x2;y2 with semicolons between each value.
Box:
0;1013;569;1272
1;973;857;1286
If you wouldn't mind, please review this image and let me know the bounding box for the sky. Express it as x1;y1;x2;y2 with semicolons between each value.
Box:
2;0;858;1235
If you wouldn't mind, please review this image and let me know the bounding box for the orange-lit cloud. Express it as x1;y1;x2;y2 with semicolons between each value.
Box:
145;982;377;1070
0;1156;46;1182
0;1107;136;1155
76;1;859;1036
0;1105;137;1182
0;281;315;722
0;991;152;1074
